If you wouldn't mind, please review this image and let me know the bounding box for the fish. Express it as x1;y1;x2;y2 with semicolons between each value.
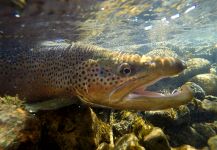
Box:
0;42;193;111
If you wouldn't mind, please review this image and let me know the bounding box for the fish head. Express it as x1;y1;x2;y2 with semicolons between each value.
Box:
74;53;192;110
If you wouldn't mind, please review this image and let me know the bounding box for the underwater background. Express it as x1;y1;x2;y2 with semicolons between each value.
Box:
1;0;217;149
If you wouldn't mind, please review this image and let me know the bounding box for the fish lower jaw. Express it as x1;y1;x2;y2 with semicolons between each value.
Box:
110;84;193;111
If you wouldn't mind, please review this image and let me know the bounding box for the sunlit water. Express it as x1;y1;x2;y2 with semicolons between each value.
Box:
1;0;217;54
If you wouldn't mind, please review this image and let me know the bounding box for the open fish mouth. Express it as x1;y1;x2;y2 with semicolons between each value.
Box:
128;82;181;99
108;77;193;111
126;84;193;110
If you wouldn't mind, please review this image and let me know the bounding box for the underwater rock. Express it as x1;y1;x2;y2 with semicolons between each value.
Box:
205;95;217;101
200;99;217;114
210;63;217;75
208;135;217;150
0;96;41;150
112;111;153;140
114;133;145;150
37;106;110;150
140;98;217;148
176;58;211;86
187;82;206;100
96;134;145;150
166;125;207;148
172;145;198;150
192;123;217;141
112;111;171;150
97;142;113;150
190;73;217;96
143;127;171;150
145;48;178;58
140;105;191;128
164;100;217;148
188;45;217;63
187;98;217;123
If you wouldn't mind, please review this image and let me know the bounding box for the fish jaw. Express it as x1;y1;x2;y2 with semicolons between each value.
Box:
109;83;193;111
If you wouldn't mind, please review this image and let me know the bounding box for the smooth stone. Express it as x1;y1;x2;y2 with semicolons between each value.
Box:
143;127;171;150
177;58;211;85
190;73;217;96
208;135;217;150
172;144;199;150
114;134;145;150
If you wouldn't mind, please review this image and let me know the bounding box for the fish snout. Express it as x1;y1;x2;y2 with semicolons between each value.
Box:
153;57;187;75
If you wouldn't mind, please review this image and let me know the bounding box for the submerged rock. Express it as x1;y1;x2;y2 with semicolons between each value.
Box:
0;96;111;150
139;96;217;149
145;48;178;58
2;95;217;150
37;106;110;150
190;73;217;96
187;82;206;100
210;63;217;75
141;106;191;128
176;58;211;86
0;96;41;150
112;111;153;140
208;135;217;150
111;111;171;150
143;127;170;150
172;145;198;150
188;45;217;63
166;124;208;148
114;133;145;150
200;99;217;114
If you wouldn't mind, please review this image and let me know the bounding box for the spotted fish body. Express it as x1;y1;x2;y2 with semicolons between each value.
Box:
0;42;193;110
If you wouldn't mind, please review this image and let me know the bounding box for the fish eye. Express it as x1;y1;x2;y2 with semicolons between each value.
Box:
118;63;132;76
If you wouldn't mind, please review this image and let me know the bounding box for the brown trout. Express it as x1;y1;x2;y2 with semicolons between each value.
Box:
0;42;193;110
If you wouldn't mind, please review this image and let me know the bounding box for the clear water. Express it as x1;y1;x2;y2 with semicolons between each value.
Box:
1;0;217;149
1;0;217;53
